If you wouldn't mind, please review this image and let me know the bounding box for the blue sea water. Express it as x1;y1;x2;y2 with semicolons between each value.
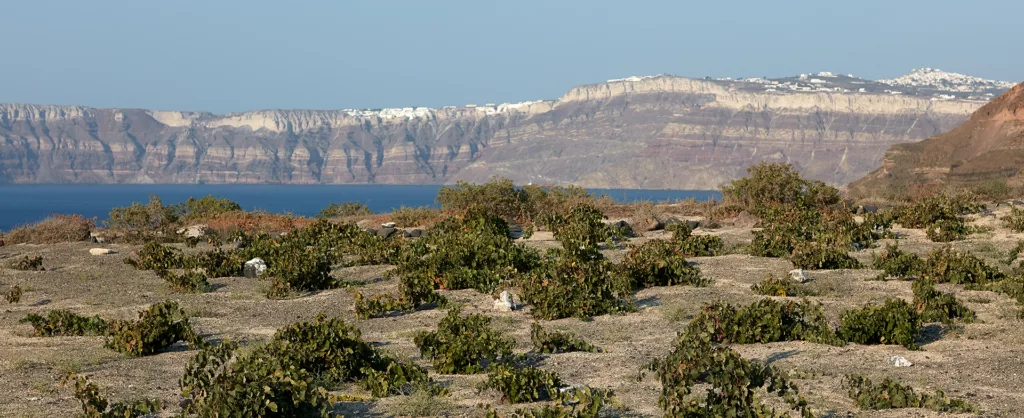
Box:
0;184;721;231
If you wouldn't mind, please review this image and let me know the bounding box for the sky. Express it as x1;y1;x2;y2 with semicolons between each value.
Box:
1;0;1021;114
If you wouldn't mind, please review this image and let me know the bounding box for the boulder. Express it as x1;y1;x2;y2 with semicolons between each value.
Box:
177;224;209;238
789;269;810;283
493;291;518;311
244;258;267;278
889;355;913;367
403;228;424;238
378;227;398;239
89;233;107;244
604;219;635;237
381;222;397;228
89;248;117;255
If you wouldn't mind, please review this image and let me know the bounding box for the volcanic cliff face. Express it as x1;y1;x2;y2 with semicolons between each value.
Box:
848;82;1024;197
0;75;995;188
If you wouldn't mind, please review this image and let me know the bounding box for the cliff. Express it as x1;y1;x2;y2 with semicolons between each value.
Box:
848;82;1024;197
0;74;997;189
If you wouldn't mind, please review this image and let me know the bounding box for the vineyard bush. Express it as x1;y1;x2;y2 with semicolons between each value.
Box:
912;279;976;324
518;252;632;320
5;285;22;304
1003;207;1024;232
891;194;981;229
10;255;45;271
925;218;967;242
265;246;336;298
837;299;920;349
721;162;840;214
620;239;707;289
530;323;602;354
750;275;812;297
20;310;109;336
124;242;184;270
173;195;242;222
922;246;1004;286
483;386;618;418
479;364;564;404
414;307;514;374
318;201;373;218
845;374;975;413
106;196;179;242
788;242;862;270
871;243;924;280
66;373;161;418
105;300;204;356
156;269;210;293
686;299;843;346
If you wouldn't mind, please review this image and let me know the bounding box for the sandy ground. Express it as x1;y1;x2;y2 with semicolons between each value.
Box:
3;207;1024;417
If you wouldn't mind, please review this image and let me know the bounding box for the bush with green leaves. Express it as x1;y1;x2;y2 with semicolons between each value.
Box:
5;284;22;304
787;241;862;270
124;242;184;270
922;246;1004;286
1004;240;1024;267
646;330;813;417
620;239;707;289
105;300;204;357
891;194;981;229
912;279;976;324
665;223;726;256
317;201;373;218
106;195;179;242
686;299;843;346
925;217;967;242
518;251;633;320
479;364;564;404
173;195;242;222
1003;207;1024;232
837;299;920;349
66;373;161;418
721;162;841;214
10;255;45;271
871;243;924;280
530;323;601;354
542;204;618;254
750;275;812;297
751;205;888;260
414;307;515;374
180;340;331;418
438;177;531;222
20;310;109;336
845;374;975;413
483;386;618;418
265;246;337;298
156;269;210;293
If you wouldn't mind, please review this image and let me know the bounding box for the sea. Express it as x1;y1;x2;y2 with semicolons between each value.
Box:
0;184;721;231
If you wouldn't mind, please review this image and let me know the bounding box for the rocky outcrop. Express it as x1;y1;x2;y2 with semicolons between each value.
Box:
0;75;993;188
848;82;1024;197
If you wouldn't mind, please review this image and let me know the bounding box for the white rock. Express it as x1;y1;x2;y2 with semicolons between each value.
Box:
177;224;208;238
89;248;117;255
243;258;267;278
789;269;809;283
889;355;913;367
493;290;517;311
381;222;397;228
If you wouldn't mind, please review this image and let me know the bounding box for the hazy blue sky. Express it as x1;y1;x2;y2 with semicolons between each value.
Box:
2;0;1020;113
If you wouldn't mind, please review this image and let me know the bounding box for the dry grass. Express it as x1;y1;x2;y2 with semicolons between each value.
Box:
2;214;94;244
204;210;311;236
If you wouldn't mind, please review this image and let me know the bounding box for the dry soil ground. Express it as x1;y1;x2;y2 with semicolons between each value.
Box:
2;208;1024;417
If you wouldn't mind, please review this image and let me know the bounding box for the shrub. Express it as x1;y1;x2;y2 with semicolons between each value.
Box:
180;341;331;418
1003;207;1024;232
318;201;373;218
518;252;633;320
204;210;311;237
265;246;337;298
389;205;443;227
750;275;811;297
686;299;843;346
891;194;981;229
922;246;1004;286
478;364;563;404
530;323;601;354
3;214;94;244
106;196;178;242
912;279;976;324
722;162;840;213
65;373;161;418
837;299;920;349
483;386;617;418
173;195;242;221
438;177;530;221
414;307;514;374
20;310;109;336
184;248;244;277
871;243;924;280
5;285;22;304
10;255;45;271
156;269;210;293
124;242;184;271
105;300;204;357
788;242;862;270
1004;240;1024;266
845;374;975;413
925;218;967;242
971;178;1014;201
620;239;707;289
647;331;812;417
543;204;616;255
